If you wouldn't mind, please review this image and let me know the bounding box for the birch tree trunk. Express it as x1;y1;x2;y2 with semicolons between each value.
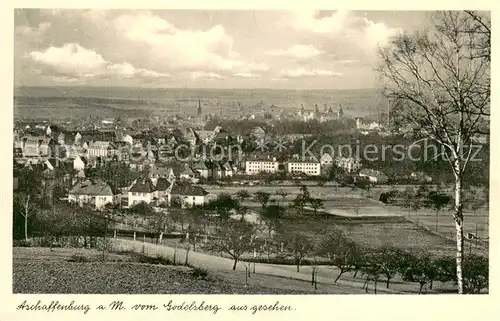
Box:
453;163;464;294
24;195;31;241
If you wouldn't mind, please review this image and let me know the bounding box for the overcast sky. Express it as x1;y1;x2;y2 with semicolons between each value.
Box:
14;9;430;89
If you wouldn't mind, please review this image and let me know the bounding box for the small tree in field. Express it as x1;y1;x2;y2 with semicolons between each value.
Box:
360;254;383;294
463;254;489;294
377;11;490;293
282;232;313;272
276;188;289;205
260;204;284;237
376;247;406;289
309;198;324;215
208;193;240;219
236;190;251;203
186;205;206;251
399;252;434;294
433;256;457;284
401;188;421;219
425;191;452;233
320;232;362;283
14;193;38;242
254;191;271;208
206;219;255;270
14;168;44;241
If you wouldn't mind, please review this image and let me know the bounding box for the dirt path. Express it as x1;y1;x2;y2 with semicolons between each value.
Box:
111;238;404;294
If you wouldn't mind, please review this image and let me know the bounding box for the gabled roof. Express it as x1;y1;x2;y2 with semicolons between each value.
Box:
170;183;208;196
192;161;209;171
180;166;196;176
155;177;172;191
89;141;116;149
149;166;173;177
129;178;156;193
69;179;118;196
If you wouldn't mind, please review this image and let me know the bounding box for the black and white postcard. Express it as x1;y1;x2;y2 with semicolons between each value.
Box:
1;1;498;321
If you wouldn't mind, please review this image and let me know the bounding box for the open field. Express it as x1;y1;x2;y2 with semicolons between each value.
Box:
202;184;489;244
12;247;359;294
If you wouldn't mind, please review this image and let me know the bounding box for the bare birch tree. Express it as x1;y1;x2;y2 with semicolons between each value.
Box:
377;11;490;293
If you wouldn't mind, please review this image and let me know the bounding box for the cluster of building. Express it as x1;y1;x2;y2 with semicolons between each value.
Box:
14;111;405;212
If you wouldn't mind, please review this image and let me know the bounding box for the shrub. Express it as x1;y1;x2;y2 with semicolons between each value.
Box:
138;255;172;266
13;239;32;247
190;266;209;280
68;254;89;263
463;254;488;294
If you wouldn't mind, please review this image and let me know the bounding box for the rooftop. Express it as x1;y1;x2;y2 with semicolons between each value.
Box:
69;179;118;196
129;178;156;193
170;183;209;196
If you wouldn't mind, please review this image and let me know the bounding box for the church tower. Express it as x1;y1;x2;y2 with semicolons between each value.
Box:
197;100;202;117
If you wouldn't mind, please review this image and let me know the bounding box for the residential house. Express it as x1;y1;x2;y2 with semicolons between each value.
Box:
185;128;197;146
68;179;120;209
115;141;131;161
168;183;209;208
149;166;176;181
129;157;153;172
410;172;433;183
249;126;267;140
127;178;157;207
57;132;66;145
192;161;211;179
358;169;389;184
115;132;134;146
207;161;223;180
337;157;362;173
320;153;334;167
153;176;172;201
195;130;215;144
74;132;82;145
73;155;88;172
220;160;235;177
87;141;118;158
179;165;198;183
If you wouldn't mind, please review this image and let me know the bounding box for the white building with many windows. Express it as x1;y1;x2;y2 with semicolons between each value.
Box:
287;160;321;176
87;141;117;158
245;156;279;175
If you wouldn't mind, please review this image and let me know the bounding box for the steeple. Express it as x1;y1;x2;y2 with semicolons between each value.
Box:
314;104;319;114
338;104;344;118
197;100;202;117
300;104;305;115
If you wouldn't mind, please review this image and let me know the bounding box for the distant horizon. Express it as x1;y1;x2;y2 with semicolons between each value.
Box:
15;85;379;92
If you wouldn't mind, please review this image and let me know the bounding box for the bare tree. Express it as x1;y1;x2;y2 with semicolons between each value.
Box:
309;198;324;215
15;194;37;241
206;219;256;270
276;188;289;205
282;231;313;272
377;11;490;294
253;191;271;208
